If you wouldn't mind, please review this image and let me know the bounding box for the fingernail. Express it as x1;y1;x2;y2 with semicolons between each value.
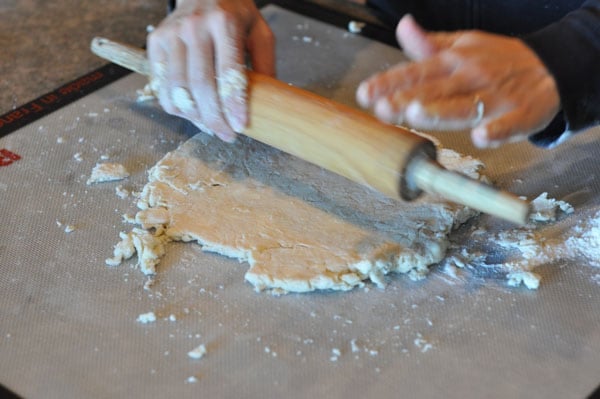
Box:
192;120;214;136
471;127;488;148
404;101;428;127
220;132;237;143
226;101;247;133
356;83;371;107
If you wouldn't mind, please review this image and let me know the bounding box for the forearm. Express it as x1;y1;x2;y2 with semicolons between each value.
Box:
523;0;600;146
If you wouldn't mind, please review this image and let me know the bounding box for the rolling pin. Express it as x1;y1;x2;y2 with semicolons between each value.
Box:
91;37;530;225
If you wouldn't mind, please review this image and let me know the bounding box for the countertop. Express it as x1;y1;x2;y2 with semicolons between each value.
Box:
1;0;165;115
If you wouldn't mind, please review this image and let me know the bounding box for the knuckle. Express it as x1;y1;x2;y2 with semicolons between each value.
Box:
262;28;276;48
206;8;236;28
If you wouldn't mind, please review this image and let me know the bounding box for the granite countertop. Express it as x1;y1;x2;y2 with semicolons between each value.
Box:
1;0;166;115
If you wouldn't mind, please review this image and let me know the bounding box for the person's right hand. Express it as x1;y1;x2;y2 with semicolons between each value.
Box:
147;0;275;142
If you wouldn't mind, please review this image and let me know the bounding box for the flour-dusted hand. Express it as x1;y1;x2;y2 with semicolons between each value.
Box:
147;0;275;142
356;15;561;148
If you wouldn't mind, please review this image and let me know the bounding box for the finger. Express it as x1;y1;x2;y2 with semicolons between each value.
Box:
471;109;532;148
147;30;176;115
166;38;199;117
181;19;236;142
356;58;451;108
404;94;486;131
471;78;560;148
395;14;437;61
372;74;483;126
209;14;249;134
247;16;276;76
471;102;557;148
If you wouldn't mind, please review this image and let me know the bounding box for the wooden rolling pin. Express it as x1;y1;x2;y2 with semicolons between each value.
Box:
91;37;530;225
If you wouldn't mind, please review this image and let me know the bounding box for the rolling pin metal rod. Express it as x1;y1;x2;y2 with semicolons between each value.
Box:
91;37;530;225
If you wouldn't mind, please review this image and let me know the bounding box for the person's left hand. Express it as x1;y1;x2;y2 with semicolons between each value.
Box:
356;15;561;148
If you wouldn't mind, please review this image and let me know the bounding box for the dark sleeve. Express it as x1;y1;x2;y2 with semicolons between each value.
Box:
523;0;600;147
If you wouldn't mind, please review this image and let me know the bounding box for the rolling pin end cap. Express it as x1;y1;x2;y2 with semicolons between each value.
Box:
400;144;437;202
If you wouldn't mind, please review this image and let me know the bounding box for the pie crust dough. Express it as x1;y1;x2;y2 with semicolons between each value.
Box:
107;134;482;293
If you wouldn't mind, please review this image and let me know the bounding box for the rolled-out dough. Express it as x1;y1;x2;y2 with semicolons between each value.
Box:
107;134;483;293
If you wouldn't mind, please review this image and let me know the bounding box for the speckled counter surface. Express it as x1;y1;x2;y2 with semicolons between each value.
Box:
0;0;165;115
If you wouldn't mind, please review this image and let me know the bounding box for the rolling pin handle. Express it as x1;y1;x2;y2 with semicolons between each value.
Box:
407;156;531;225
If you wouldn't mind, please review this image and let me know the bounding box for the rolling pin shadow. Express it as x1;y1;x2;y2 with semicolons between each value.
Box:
91;37;530;225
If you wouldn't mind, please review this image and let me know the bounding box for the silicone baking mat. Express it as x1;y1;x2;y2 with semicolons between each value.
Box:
1;4;599;398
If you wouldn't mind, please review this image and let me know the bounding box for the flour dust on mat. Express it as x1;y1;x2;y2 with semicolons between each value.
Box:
441;194;600;289
106;134;485;294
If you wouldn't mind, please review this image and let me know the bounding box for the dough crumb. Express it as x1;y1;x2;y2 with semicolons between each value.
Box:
143;278;155;291
507;271;541;289
122;214;136;224
105;228;168;275
414;333;433;353
87;163;129;185
57;220;75;233
348;21;366;33
136;83;156;103
187;344;207;359
136;312;156;324
529;192;574;222
330;347;341;361
115;185;130;199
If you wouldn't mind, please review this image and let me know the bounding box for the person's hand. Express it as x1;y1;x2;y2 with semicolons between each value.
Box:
147;0;275;142
356;15;560;148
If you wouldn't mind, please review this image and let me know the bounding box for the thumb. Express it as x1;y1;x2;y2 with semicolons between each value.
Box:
396;14;438;61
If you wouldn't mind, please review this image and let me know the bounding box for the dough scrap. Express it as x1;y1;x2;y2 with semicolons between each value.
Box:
107;134;482;293
87;162;129;185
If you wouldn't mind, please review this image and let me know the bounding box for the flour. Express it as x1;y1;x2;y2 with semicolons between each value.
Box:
563;211;600;267
171;87;195;114
445;194;598;289
217;68;247;105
